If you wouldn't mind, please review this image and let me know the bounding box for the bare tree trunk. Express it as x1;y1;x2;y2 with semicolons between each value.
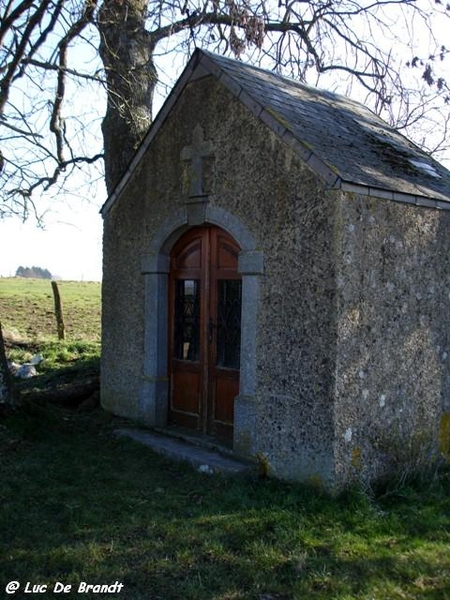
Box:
51;281;65;341
98;0;157;194
0;323;13;408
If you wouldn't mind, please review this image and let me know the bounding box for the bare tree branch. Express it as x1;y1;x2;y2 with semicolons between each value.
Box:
20;58;104;83
0;0;449;218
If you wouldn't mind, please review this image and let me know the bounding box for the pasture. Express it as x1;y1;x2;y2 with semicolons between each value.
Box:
0;277;101;342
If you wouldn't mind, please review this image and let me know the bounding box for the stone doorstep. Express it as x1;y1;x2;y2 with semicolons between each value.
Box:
114;428;252;475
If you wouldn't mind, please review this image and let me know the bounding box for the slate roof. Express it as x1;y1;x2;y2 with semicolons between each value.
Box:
101;49;450;215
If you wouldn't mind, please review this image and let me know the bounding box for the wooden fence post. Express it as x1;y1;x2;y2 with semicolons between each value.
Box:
51;281;65;341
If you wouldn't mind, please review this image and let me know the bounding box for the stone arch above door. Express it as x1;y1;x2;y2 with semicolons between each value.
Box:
140;204;264;457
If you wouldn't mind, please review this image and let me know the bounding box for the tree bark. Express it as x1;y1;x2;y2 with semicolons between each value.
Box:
98;0;157;194
0;323;13;408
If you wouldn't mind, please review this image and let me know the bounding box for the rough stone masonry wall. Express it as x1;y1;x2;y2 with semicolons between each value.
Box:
334;193;450;487
102;74;339;484
251;179;339;484
101;173;147;420
177;78;339;484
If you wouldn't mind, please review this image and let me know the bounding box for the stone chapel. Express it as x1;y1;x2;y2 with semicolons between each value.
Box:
101;49;450;488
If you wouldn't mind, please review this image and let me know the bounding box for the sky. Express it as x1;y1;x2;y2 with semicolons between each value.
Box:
0;29;180;283
0;201;103;281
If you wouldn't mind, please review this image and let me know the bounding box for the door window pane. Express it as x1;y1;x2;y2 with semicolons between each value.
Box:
216;280;242;369
174;279;200;361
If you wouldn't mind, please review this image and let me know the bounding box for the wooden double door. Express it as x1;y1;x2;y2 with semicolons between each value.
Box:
168;226;242;440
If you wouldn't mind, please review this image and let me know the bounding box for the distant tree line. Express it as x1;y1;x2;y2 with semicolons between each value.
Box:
16;266;52;279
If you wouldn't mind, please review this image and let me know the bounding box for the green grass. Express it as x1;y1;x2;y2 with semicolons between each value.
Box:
1;405;450;600
9;340;100;398
1;279;450;599
8;340;99;369
0;277;101;342
1;277;101;392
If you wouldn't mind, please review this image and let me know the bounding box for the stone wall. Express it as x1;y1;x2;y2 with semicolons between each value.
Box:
101;171;147;420
102;74;340;483
334;193;450;487
180;79;339;483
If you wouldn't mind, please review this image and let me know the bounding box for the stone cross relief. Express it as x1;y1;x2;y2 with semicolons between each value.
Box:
180;124;214;198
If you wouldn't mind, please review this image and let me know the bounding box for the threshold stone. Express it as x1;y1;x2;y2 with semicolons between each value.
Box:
115;428;252;475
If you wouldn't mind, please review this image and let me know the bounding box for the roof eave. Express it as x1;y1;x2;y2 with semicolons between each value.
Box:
340;181;450;209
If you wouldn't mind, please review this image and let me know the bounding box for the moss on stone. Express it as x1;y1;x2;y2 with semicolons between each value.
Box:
351;446;363;471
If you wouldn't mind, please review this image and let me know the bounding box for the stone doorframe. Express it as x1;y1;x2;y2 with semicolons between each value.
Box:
139;201;264;457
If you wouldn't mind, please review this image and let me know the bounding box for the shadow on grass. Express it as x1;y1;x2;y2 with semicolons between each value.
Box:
1;405;449;600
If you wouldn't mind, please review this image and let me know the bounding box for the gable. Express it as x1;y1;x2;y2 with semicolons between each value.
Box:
101;49;450;216
111;72;323;221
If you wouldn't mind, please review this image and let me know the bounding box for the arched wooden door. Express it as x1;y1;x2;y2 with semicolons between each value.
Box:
168;226;242;441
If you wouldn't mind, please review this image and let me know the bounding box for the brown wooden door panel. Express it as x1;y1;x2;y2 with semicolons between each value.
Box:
169;226;241;441
212;374;238;424
171;367;201;414
216;235;240;269
173;239;203;270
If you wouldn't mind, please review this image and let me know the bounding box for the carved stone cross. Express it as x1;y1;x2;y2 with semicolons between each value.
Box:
180;124;213;197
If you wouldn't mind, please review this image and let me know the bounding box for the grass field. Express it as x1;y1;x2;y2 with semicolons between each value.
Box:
1;406;450;600
1;278;450;599
0;277;101;342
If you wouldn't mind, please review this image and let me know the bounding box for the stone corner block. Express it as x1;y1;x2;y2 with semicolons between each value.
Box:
141;253;170;274
238;251;265;275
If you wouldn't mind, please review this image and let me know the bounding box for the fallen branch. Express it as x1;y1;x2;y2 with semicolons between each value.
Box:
20;376;99;408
